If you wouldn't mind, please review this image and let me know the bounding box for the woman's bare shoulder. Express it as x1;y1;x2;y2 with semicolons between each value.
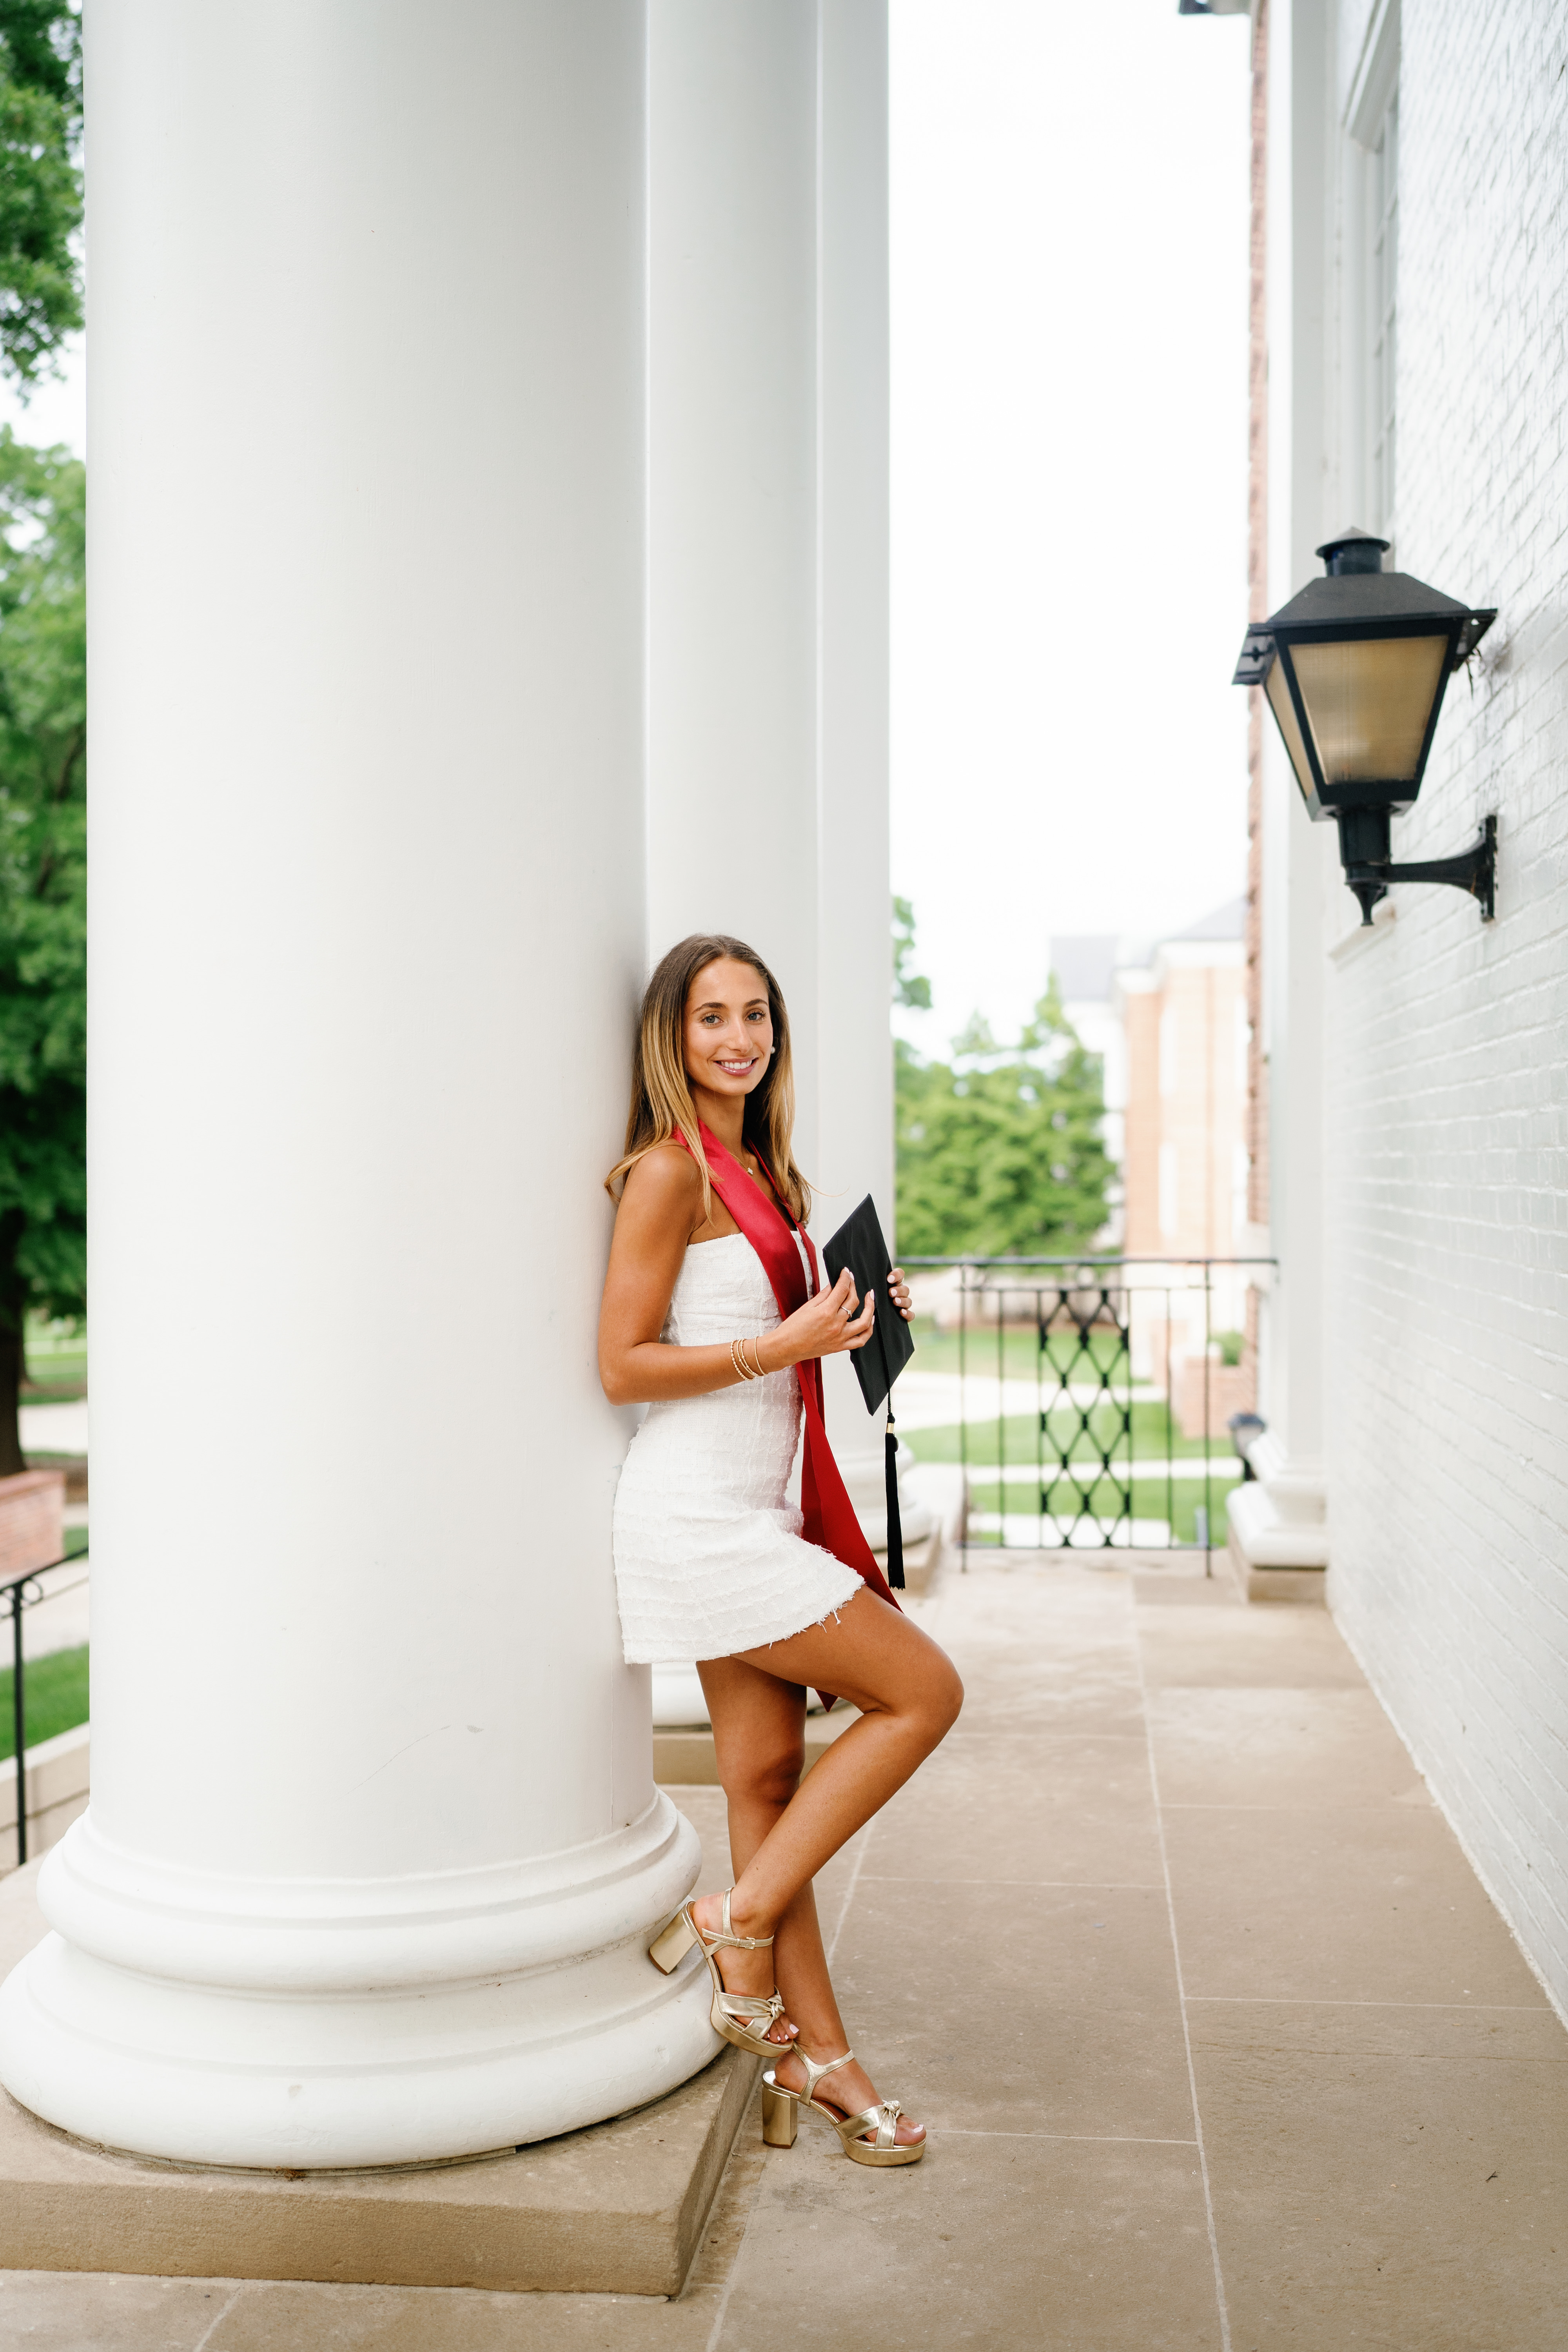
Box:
619;1143;701;1220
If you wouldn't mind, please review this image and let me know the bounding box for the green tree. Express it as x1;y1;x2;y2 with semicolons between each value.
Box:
0;428;84;1470
895;943;1112;1259
0;2;82;387
892;897;933;1179
892;895;931;1012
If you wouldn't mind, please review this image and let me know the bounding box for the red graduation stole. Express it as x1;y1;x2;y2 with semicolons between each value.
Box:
678;1122;901;1642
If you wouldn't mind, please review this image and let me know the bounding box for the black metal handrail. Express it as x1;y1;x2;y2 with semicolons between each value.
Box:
902;1255;1278;1267
898;1257;1275;1561
4;1550;88;1866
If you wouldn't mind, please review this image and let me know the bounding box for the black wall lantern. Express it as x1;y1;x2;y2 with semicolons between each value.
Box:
1234;528;1497;925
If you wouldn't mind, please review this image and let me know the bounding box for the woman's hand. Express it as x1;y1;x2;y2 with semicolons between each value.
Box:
764;1265;876;1370
888;1265;913;1321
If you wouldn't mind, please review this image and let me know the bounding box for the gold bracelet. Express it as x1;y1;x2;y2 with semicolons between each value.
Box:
745;1334;768;1379
730;1336;757;1382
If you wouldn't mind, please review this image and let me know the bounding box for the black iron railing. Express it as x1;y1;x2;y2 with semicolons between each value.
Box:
4;1552;87;1866
900;1258;1273;1562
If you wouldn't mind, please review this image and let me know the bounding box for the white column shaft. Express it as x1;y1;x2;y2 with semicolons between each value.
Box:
646;0;892;1470
0;0;713;2169
1231;0;1329;1580
1261;0;1328;1484
646;0;822;1140
818;0;895;1245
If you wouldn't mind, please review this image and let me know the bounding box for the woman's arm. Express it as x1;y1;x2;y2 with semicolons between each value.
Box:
597;1146;877;1406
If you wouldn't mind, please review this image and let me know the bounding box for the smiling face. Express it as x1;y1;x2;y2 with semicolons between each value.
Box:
683;957;774;1109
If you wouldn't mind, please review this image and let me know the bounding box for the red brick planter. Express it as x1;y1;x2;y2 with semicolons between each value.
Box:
0;1468;65;1580
1174;1358;1256;1442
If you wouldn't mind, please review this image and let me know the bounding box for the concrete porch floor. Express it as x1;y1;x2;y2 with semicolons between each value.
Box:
4;1556;1566;2350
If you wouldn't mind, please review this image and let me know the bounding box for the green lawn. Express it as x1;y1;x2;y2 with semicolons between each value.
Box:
963;1475;1241;1546
0;1643;89;1759
906;1402;1232;1465
23;1315;87;1403
908;1323;1137;1383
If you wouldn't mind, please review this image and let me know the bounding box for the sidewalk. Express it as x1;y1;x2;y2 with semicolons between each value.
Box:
4;1556;1566;2349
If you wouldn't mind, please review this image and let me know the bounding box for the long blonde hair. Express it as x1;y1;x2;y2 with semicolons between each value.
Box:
606;933;811;1227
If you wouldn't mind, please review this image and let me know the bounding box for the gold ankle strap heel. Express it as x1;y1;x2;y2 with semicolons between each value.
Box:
648;1890;792;2061
761;2045;924;2168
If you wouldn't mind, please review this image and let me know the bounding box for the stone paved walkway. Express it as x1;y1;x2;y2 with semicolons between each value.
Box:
5;1557;1567;2349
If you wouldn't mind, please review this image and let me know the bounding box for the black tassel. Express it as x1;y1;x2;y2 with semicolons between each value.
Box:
884;1409;905;1590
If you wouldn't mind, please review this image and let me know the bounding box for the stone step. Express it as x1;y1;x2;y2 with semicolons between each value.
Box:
0;1859;758;2296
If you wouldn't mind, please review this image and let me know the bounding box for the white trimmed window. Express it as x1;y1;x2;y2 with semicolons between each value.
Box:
1158;1141;1179;1240
1159;1005;1178;1097
1231;1142;1250;1248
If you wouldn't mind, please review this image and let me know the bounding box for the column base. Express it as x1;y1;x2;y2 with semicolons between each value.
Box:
1225;1435;1328;1604
0;1851;757;2294
0;1795;717;2171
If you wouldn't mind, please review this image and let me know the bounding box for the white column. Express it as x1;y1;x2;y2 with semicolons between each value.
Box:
1229;0;1329;1584
646;0;909;1519
645;0;822;1112
815;0;899;1485
0;0;715;2169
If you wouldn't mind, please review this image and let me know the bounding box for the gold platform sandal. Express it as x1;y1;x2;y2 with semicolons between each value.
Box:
760;2047;925;2168
648;1891;795;2060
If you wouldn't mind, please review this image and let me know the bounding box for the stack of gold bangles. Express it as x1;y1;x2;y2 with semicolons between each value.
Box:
730;1335;768;1382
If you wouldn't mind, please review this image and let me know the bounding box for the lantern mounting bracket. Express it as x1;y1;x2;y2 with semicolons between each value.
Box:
1339;811;1496;927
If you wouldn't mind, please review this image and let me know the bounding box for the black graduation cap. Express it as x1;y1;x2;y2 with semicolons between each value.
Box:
822;1194;914;1413
822;1195;915;1588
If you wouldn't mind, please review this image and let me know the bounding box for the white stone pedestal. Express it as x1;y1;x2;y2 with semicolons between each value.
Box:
1226;1432;1328;1601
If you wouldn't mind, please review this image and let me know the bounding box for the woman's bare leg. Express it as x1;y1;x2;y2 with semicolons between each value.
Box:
731;1588;961;1918
693;1595;962;2143
697;1658;852;2061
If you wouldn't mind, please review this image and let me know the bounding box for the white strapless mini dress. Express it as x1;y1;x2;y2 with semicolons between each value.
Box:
612;1234;862;1664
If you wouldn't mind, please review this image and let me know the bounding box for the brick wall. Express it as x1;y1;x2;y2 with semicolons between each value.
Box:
1323;0;1568;2012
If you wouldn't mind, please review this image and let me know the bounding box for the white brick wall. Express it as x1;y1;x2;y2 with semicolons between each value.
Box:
1320;0;1568;2010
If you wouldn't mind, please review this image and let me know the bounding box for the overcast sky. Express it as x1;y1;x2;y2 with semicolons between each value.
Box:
891;0;1252;1052
0;329;83;455
5;3;1252;1058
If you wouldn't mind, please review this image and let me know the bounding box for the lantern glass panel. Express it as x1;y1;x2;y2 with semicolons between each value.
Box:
1290;632;1448;785
1265;659;1317;805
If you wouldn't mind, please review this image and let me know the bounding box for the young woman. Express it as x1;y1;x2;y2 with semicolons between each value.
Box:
599;933;962;2168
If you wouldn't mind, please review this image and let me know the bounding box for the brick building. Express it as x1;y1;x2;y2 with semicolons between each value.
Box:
1216;0;1568;2016
1112;902;1254;1421
1116;900;1249;1265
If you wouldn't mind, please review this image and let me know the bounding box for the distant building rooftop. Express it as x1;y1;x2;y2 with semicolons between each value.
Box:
1056;903;1246;1006
1165;895;1245;944
1050;934;1120;1004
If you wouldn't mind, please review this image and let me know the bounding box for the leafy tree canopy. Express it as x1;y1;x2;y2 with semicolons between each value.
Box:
0;425;84;1469
893;906;1112;1261
0;2;81;387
